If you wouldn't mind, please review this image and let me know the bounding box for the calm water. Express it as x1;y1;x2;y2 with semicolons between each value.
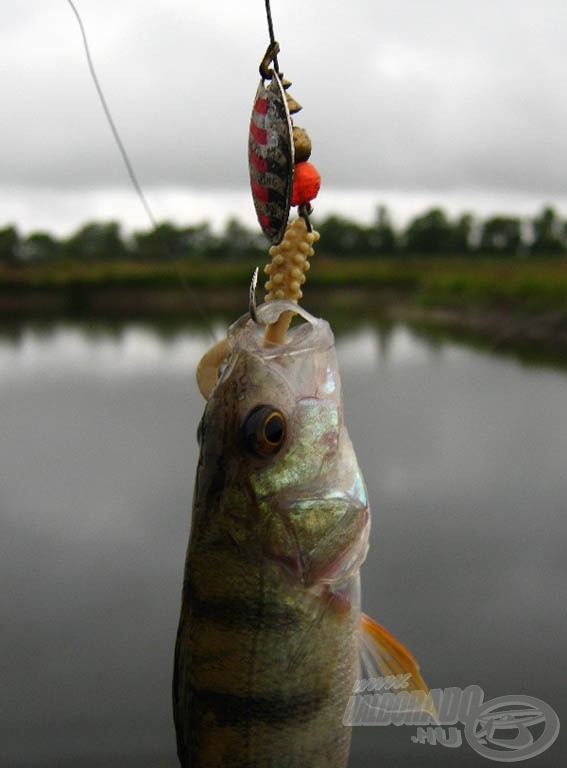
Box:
1;318;565;767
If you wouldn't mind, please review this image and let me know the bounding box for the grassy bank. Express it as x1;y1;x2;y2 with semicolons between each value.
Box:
1;256;566;312
1;256;566;360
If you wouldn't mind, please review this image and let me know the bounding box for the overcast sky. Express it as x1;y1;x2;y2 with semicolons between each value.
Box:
3;0;567;235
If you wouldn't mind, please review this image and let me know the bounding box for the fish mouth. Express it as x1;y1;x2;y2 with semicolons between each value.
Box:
228;299;334;359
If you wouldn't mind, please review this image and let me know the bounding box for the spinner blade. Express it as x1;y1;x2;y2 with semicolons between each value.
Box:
249;72;294;245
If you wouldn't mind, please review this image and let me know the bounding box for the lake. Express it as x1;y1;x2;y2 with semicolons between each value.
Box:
1;316;565;767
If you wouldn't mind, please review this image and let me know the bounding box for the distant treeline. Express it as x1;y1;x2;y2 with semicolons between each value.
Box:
2;204;567;263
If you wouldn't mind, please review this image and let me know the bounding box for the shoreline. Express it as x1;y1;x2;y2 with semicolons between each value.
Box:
385;303;567;363
0;286;565;363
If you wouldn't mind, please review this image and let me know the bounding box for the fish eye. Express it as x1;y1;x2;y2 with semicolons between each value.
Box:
241;405;287;457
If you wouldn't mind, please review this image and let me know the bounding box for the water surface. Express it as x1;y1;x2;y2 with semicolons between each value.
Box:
1;320;565;767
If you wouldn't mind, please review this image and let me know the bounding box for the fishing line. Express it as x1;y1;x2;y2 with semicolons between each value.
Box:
263;0;279;72
66;0;216;342
66;0;157;229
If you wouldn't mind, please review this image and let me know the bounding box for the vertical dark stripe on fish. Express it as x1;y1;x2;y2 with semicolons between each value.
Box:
188;594;304;630
191;688;327;726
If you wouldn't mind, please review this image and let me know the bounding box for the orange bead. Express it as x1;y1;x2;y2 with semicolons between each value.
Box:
291;161;321;206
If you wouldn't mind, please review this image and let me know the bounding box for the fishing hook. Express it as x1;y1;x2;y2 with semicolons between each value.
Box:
298;203;314;232
249;266;260;323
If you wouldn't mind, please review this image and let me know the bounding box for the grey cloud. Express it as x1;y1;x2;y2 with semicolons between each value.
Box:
3;0;567;197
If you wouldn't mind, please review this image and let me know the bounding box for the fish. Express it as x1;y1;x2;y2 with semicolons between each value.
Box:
63;8;432;762
173;298;432;768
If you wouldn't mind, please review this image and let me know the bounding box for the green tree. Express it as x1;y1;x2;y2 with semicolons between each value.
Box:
479;216;522;256
64;221;127;261
214;218;265;261
317;215;371;257
450;213;474;255
133;222;188;261
181;222;217;259
0;225;20;262
368;205;397;255
23;231;60;261
404;208;453;255
530;206;564;256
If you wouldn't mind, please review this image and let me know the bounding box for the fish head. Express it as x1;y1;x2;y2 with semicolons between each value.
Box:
193;301;370;587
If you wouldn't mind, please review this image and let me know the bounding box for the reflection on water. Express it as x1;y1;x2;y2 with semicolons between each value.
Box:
1;320;565;767
0;325;208;382
0;321;460;381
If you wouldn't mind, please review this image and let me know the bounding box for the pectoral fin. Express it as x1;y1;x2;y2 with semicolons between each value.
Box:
359;613;437;721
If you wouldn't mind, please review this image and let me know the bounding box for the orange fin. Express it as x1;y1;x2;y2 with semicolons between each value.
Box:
359;612;437;721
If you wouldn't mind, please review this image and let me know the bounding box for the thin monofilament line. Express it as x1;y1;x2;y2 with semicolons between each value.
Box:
264;0;276;44
66;0;216;342
66;0;158;230
264;0;279;72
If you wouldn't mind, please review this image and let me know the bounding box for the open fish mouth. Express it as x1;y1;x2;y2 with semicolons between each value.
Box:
228;299;334;358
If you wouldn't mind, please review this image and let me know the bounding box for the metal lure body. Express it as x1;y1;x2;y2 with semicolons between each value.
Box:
249;74;294;245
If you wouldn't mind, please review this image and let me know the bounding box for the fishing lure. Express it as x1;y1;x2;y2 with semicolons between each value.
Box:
249;39;321;245
173;9;433;767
